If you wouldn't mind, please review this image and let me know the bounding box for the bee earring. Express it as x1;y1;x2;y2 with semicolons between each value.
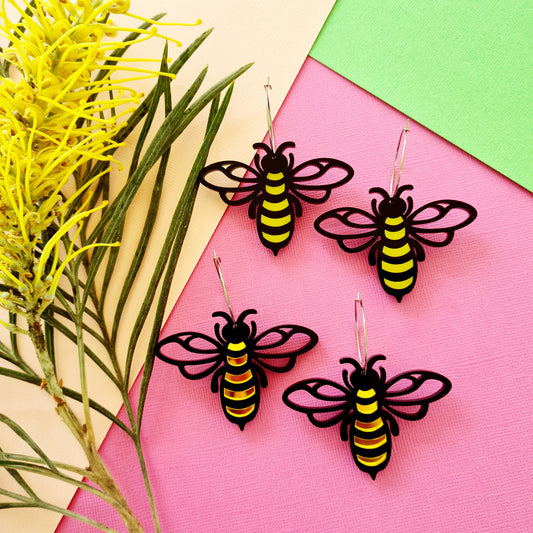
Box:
314;120;477;302
283;294;452;479
198;79;354;255
155;251;319;430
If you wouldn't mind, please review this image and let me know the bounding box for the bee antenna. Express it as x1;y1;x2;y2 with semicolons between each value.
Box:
274;141;296;157
365;354;387;371
369;187;390;200
339;357;360;372
252;142;272;154
395;184;414;197
235;309;257;323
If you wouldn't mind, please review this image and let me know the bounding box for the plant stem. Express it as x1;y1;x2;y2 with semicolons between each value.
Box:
133;433;161;533
26;309;145;533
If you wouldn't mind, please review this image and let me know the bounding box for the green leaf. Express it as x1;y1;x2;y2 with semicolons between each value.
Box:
83;28;215;187
0;415;59;474
0;487;120;532
0;447;38;499
0;368;131;435
137;83;236;424
101;44;172;320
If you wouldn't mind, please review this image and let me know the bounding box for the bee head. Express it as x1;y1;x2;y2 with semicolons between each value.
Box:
253;141;295;173
223;319;250;342
380;195;406;217
359;365;381;388
341;355;386;389
371;185;413;217
217;309;257;342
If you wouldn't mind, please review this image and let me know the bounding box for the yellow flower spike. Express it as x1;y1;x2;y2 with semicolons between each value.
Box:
107;24;183;48
35;24;81;84
0;261;24;290
23;119;39;204
0;317;29;333
0;251;19;269
14;80;35;104
126;11;202;28
34;200;110;286
104;19;117;37
39;95;113;124
44;241;120;312
39;134;120;185
60;0;79;19
57;168;109;214
0;0;202;323
107;0;130;15
96;62;175;79
3;147;29;245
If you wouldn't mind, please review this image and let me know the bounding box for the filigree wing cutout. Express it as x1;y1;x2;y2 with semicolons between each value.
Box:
283;379;353;428
408;200;477;247
154;332;224;380
382;370;452;420
252;325;319;373
289;158;354;204
314;207;379;253
198;160;262;205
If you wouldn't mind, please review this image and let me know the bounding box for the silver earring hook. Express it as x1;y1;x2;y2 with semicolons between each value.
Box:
390;118;410;197
264;77;276;153
355;293;368;373
213;250;235;324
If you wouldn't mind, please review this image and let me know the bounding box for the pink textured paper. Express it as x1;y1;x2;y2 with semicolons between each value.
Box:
58;58;533;532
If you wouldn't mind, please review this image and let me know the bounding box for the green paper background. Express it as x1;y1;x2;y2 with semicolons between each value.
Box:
310;0;533;192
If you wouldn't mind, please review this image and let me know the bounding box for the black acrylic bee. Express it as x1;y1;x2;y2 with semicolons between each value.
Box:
314;184;477;302
198;141;354;255
283;355;451;479
155;309;318;430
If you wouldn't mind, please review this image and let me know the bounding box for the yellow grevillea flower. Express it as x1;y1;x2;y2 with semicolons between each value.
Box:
0;0;199;322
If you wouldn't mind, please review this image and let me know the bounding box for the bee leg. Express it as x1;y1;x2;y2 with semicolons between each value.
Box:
248;196;261;219
382;410;399;437
255;364;268;388
210;366;225;393
368;241;380;266
292;196;303;217
339;416;351;442
411;239;425;262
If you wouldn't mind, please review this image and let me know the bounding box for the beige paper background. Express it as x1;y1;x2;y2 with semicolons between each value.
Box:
0;1;334;531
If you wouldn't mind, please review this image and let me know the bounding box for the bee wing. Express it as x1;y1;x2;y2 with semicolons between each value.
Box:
314;207;380;253
155;332;224;380
282;379;354;428
251;325;319;373
382;370;452;421
289;158;354;204
408;200;477;247
198;160;262;206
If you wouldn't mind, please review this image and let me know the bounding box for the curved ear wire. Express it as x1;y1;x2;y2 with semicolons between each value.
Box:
264;77;276;152
213;251;236;324
390;119;410;196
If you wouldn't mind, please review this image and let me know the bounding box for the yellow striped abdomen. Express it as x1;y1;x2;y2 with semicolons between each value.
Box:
258;172;293;255
350;387;391;480
221;341;259;430
378;216;417;302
